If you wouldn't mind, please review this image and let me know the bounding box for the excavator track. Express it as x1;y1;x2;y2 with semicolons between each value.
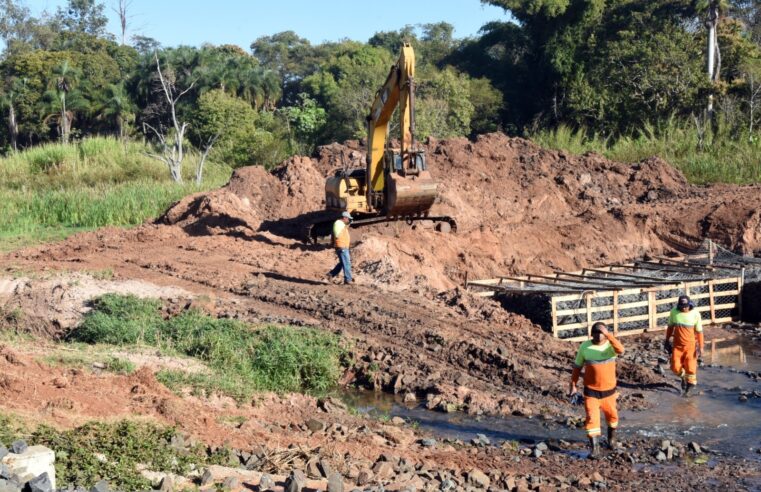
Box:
304;215;457;245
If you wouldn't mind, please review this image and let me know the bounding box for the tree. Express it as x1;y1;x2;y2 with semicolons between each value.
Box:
45;59;82;142
112;0;134;46
416;67;475;139
279;93;327;154
191;88;258;168
56;0;110;38
302;42;393;141
99;82;134;140
143;53;194;182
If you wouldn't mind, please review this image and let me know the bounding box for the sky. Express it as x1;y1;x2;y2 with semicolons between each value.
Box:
25;0;511;48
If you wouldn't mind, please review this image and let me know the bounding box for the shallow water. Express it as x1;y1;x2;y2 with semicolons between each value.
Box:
345;335;761;460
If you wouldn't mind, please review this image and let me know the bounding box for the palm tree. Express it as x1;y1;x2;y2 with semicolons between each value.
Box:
47;60;82;142
100;83;135;140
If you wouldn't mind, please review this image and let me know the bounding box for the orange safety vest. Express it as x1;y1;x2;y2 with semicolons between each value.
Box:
333;220;350;249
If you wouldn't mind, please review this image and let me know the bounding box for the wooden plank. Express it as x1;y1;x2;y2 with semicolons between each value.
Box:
708;280;716;323
556;299;651;317
551;297;558;338
554;271;657;286
527;273;623;290
498;275;589;291
648;291;656;331
635;260;713;272
581;268;680;284
559;325;668;341
557;313;651;331
613;291;619;335
585;293;593;337
738;268;744;320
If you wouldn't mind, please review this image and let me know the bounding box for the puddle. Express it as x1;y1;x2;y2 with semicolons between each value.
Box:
344;335;761;461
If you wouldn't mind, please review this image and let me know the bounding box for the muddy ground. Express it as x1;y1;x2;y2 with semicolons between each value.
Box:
1;133;761;490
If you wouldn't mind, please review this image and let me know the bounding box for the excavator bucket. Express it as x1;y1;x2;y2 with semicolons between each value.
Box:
385;170;438;217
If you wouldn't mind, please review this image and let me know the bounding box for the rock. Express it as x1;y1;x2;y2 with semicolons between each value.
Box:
327;472;344;492
9;442;27;455
689;442;702;453
577;477;592;488
0;465;9;480
89;480;109;492
472;434;490;446
158;476;174;492
660;440;670;451
318;458;333;479
24;473;52;492
535;442;548;452
222;477;239;490
200;469;214;486
656;451;667;462
306;458;321;479
591;472;605;483
284;470;307;492
466;468;490;489
372;461;394;480
532;448;543;458
439;479;456;491
390;417;405;426
356;469;373;486
420;438;437;448
0;479;20;492
258;474;275;491
0;447;7;460
306;419;326;432
402;392;417;403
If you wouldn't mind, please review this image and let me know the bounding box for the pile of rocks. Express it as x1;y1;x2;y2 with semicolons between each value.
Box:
0;440;56;492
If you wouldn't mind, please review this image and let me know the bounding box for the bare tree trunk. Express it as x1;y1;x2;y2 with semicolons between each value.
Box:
707;3;719;116
113;0;131;46
60;93;68;143
145;53;194;183
8;102;18;151
196;134;219;186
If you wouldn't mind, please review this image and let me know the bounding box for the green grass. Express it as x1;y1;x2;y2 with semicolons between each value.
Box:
67;294;350;399
0;137;232;251
531;120;761;185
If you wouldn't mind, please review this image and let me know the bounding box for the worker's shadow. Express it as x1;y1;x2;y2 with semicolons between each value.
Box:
256;271;327;286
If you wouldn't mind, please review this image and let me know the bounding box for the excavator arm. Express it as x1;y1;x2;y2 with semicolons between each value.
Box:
366;43;419;209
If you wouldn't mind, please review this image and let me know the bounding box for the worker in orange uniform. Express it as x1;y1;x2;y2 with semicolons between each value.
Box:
326;211;354;284
569;322;625;458
665;295;703;396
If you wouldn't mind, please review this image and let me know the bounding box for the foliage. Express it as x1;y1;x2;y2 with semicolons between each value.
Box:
0;137;230;249
532;118;761;184
191;88;260;167
67;294;350;398
32;421;207;489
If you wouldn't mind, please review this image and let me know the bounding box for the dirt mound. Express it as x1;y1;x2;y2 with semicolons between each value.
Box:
58;132;761;291
161;156;325;238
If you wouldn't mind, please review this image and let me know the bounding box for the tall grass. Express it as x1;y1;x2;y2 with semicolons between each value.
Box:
68;294;349;399
532;120;761;185
0;137;232;250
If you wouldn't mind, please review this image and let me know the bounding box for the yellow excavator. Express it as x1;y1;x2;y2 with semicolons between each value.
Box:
305;43;457;243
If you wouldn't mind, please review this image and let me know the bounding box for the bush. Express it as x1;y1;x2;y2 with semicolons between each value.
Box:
68;295;349;398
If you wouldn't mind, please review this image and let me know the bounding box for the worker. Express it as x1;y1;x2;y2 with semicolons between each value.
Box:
326;211;354;284
665;295;703;395
569;322;625;458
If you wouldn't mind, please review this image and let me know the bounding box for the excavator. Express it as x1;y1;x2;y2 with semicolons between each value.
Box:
305;43;457;243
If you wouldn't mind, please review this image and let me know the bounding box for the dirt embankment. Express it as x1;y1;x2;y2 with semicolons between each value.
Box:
158;132;761;291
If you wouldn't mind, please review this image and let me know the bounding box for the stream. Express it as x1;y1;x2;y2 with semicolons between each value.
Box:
344;335;761;461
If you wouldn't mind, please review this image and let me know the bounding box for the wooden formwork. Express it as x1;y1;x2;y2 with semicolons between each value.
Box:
466;250;745;341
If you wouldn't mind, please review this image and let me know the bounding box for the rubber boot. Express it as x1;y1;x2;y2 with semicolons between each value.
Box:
680;377;687;393
588;436;601;459
683;383;696;396
607;427;617;450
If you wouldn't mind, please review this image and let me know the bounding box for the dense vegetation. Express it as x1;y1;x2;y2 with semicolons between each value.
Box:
1;0;757;159
0;0;760;248
68;294;350;400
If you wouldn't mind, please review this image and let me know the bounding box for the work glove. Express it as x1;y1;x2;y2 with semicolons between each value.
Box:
664;340;673;355
569;392;583;406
